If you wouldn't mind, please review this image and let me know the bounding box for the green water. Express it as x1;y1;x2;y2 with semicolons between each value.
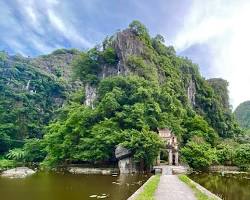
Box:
0;172;150;200
189;172;250;200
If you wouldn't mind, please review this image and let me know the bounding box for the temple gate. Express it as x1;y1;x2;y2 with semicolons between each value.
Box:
158;128;179;165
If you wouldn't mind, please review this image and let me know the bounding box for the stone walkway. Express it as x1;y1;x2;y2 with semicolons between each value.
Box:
154;175;197;200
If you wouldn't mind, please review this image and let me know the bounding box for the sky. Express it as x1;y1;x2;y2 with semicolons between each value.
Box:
0;0;250;108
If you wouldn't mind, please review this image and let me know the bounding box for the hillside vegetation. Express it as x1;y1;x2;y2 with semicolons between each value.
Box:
235;101;250;129
234;101;250;144
0;21;249;171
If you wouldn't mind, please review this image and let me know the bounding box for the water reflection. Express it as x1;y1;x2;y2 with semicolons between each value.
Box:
189;172;250;200
0;172;150;200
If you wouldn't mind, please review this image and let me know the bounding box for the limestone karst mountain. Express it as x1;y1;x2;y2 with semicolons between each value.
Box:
0;21;240;160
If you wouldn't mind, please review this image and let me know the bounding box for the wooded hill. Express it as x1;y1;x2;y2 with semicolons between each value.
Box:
1;21;249;171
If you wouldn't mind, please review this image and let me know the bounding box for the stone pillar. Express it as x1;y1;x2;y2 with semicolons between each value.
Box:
175;152;179;166
118;157;137;173
168;149;172;165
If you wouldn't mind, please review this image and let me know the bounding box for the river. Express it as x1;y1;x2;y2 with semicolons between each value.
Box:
189;172;250;200
0;172;150;200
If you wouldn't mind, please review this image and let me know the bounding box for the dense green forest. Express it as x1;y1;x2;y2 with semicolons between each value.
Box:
0;21;249;171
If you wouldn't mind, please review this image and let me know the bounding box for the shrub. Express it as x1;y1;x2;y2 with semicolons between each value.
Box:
234;144;250;171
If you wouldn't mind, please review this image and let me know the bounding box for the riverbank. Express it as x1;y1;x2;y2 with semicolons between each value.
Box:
1;167;36;178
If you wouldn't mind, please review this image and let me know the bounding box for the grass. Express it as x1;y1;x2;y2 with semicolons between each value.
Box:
135;175;161;200
178;175;217;200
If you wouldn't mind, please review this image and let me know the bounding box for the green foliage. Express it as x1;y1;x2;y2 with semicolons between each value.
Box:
0;132;11;153
129;20;151;45
51;48;79;55
207;78;230;110
72;47;118;85
129;20;149;38
75;119;121;162
121;129;163;167
234;101;250;129
0;157;15;170
127;55;158;82
100;47;118;65
0;51;7;62
216;140;237;165
181;138;217;170
72;49;101;85
152;36;176;56
182;115;218;145
0;54;69;154
41;76;166;167
234;144;250;170
194;76;241;138
23;139;47;163
6;148;25;161
154;34;165;43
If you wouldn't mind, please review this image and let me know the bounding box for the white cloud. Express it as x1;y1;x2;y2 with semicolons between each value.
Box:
0;0;92;56
47;10;92;48
173;0;250;108
6;39;28;56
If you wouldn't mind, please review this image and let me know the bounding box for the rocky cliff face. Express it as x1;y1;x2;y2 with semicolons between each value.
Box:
82;29;147;108
30;50;79;80
187;79;196;106
84;83;97;108
112;29;145;75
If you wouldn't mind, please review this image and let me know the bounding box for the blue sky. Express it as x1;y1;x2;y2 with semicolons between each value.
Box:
1;0;250;108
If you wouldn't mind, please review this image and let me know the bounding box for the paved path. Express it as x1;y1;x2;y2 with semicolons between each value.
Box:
154;175;197;200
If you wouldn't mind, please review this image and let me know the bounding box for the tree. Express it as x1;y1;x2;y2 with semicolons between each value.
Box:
72;49;101;85
23;139;47;163
180;137;217;170
129;20;151;44
216;140;237;165
154;34;165;43
182;115;218;145
121;129;163;167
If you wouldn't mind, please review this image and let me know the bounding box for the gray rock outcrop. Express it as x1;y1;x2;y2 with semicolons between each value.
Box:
115;145;132;160
84;83;97;108
1;167;36;178
115;145;137;173
187;79;196;106
68;167;118;175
